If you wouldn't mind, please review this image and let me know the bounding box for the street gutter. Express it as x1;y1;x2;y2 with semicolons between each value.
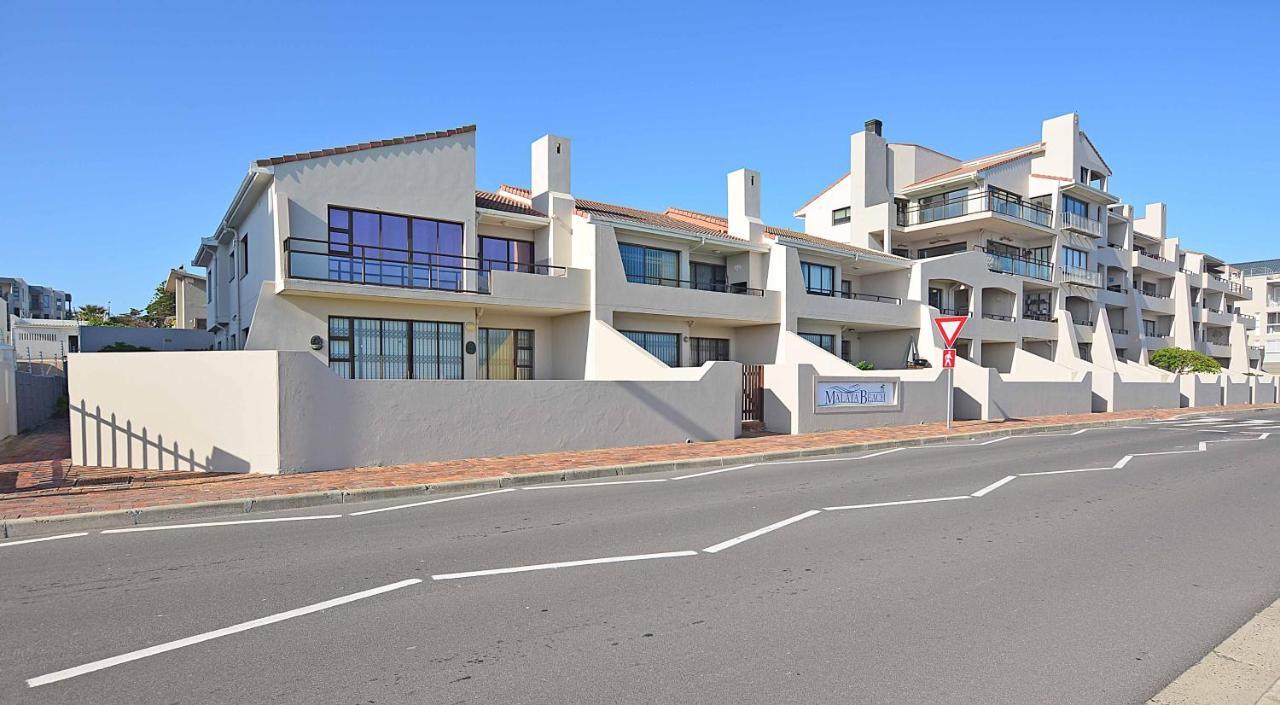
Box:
2;407;1275;540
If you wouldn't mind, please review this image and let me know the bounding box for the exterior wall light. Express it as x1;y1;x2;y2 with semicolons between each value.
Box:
309;335;323;351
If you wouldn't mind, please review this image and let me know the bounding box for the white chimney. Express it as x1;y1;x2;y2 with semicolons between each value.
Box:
531;135;570;197
728;169;764;244
849;119;889;209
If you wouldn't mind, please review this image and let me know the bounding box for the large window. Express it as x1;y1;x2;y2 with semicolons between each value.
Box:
919;189;968;223
618;243;679;286
916;242;967;259
478;328;533;380
1062;247;1089;270
327;206;465;290
689;337;729;366
800;261;835;295
479;236;534;272
799;332;836;354
328;316;463;380
691;261;727;292
621;330;680;366
1143;319;1158;337
1268;312;1280;334
1062;195;1089;219
479;236;534;291
831;207;851;226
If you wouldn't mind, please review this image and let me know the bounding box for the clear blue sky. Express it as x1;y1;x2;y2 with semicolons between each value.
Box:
2;1;1277;310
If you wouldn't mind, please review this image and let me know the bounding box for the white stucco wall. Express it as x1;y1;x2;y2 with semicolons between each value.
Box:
0;345;16;440
68;352;281;473
763;363;947;434
1179;373;1223;408
278;353;739;472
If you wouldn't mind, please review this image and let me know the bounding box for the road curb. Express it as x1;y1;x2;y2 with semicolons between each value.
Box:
1147;593;1280;705
1;407;1272;539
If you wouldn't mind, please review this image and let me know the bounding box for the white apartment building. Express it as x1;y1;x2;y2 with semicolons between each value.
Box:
193;114;1254;379
793;114;1255;371
0;277;73;328
60;114;1275;476
1234;258;1280;372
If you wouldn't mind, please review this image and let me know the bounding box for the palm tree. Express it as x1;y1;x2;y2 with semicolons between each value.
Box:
76;304;110;325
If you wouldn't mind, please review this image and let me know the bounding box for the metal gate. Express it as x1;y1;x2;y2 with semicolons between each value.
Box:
741;364;763;423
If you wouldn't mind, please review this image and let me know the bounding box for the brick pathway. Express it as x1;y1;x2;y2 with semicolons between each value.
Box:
1;404;1275;521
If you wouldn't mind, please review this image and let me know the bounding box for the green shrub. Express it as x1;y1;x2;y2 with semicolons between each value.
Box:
97;342;154;353
1149;347;1222;374
854;360;875;371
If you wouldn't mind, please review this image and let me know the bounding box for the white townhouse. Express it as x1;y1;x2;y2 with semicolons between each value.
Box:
57;115;1272;475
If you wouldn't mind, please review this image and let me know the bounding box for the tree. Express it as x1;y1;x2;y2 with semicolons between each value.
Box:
1149;347;1222;374
76;304;111;326
143;280;175;328
97;342;154;352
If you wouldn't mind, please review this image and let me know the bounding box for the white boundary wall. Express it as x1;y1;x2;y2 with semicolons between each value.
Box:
0;345;16;441
1250;375;1278;404
69;351;739;474
1223;374;1252;405
1179;373;1223;407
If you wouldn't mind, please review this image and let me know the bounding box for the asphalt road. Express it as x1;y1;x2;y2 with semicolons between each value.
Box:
2;410;1279;704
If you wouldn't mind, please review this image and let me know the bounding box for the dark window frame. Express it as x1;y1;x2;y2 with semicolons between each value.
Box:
619;330;681;366
477;327;534;380
690;261;728;292
799;332;836;354
326;204;467;289
800;261;836;295
689;336;730;366
240;234;249;278
327;315;464;380
832;206;851;226
618;242;681;286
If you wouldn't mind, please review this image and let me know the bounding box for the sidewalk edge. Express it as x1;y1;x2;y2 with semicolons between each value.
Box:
1;407;1268;539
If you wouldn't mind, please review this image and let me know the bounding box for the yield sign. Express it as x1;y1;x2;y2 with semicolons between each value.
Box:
934;316;968;349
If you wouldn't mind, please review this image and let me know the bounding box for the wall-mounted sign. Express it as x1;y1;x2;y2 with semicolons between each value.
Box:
814;378;900;412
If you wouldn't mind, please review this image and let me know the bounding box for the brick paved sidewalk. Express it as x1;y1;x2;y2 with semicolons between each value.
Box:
1;404;1276;521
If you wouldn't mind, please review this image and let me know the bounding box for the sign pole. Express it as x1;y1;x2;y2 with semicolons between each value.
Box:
947;365;953;432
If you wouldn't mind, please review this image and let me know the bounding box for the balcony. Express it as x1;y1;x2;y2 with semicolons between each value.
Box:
1058;210;1104;237
897;191;1053;229
284;236;567;295
281;236;591;312
977;246;1053;282
627;273;764;297
805;288;901;305
1059;266;1102;287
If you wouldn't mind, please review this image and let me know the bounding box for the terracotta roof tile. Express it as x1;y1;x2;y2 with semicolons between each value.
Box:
475;190;545;217
254;125;476;167
905;142;1043;189
764;226;908;261
575;198;742;241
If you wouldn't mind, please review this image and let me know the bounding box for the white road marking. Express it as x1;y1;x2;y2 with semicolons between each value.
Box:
26;578;421;687
1019;466;1113;477
823;496;971;511
522;478;668;490
672;448;903;481
347;488;515;516
1154;427;1230;433
971;475;1017;497
101;515;342;534
0;532;88;548
702;510;823;554
672;463;757;480
431;551;698;581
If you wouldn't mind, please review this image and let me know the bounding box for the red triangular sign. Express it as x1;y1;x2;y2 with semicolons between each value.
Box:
934;316;968;349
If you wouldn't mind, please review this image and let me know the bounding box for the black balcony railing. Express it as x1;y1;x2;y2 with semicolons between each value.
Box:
805;288;901;305
1074;318;1095;327
975;246;1054;282
284;236;565;294
897;191;1053;228
626;273;765;296
938;307;971;317
1106;284;1130;294
1135;248;1171;263
981;312;1015;321
1111;327;1130;335
1023;312;1056;322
